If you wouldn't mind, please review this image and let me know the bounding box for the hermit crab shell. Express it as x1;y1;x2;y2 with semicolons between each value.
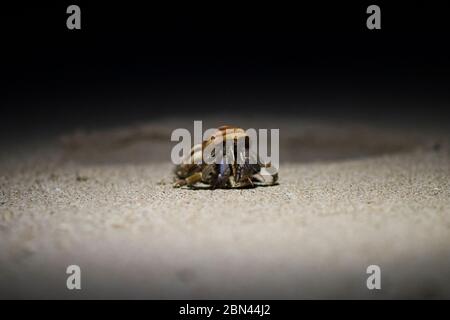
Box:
183;126;248;165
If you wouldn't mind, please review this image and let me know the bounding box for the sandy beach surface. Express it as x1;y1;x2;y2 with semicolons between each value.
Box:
1;116;449;299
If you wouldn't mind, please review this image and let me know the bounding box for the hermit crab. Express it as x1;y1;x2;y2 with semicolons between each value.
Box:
174;126;278;189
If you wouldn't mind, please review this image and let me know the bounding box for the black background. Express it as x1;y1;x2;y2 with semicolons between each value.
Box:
1;2;450;136
0;300;448;318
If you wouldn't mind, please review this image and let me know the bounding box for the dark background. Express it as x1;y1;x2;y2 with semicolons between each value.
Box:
1;2;450;136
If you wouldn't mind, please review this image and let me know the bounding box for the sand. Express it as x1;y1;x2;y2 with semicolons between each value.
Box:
0;116;449;299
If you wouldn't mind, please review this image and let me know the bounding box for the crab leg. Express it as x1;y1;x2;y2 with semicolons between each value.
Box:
252;172;278;186
174;172;203;188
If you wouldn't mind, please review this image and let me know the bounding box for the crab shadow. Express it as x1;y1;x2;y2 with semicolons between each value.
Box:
179;182;280;191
